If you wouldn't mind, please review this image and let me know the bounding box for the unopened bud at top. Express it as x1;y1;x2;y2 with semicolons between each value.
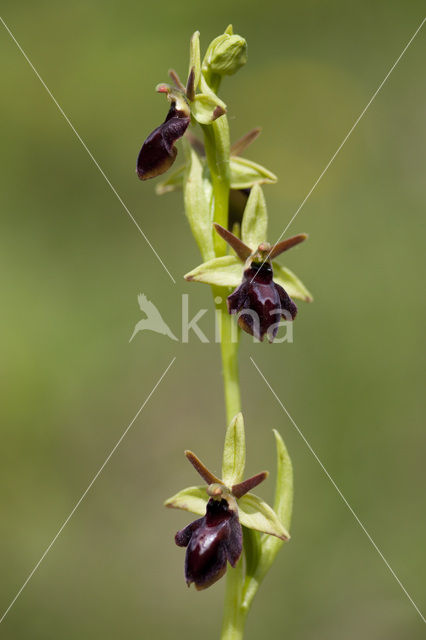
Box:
203;25;247;77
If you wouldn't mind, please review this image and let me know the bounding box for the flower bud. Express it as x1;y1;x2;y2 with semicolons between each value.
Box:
203;32;247;77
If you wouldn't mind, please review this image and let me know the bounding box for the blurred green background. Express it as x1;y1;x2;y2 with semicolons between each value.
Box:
1;1;425;638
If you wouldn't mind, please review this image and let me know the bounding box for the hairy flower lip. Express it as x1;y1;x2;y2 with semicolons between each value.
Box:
175;497;243;590
227;263;297;342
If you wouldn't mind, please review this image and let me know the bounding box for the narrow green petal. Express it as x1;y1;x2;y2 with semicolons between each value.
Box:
241;184;268;248
230;156;277;190
184;255;243;287
222;412;245;485
272;262;313;302
238;493;289;540
164;485;208;516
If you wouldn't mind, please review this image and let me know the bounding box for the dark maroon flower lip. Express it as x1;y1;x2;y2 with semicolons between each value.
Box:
175;498;243;590
136;101;190;181
227;261;297;343
172;451;268;590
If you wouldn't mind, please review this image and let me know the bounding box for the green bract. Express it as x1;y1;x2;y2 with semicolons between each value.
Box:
242;430;294;610
182;139;214;261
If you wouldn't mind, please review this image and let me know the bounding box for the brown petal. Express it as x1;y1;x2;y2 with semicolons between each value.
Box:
232;471;268;498
269;233;308;259
185;450;222;485
213;223;252;261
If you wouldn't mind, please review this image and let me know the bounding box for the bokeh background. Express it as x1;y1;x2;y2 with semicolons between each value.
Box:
1;1;425;638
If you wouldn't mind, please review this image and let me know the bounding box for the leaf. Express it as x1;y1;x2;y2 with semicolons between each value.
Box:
191;93;227;125
189;31;201;92
222;412;245;485
230;156;277;189
182;140;215;261
272;263;313;302
241;184;268;249
238;493;289;540
164;485;207;516
155;164;185;195
184;255;243;287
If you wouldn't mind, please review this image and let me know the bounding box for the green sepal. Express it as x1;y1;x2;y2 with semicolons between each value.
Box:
272;263;313;302
185;255;243;287
230;156;277;190
191;93;227;125
164;485;207;516
238;493;289;540
222;412;246;486
155;164;185;195
182;140;215;261
241;184;268;248
185;243;312;301
189;31;201;92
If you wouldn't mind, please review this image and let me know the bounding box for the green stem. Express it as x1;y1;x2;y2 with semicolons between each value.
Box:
214;289;241;424
201;85;246;640
215;296;247;640
221;553;246;640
